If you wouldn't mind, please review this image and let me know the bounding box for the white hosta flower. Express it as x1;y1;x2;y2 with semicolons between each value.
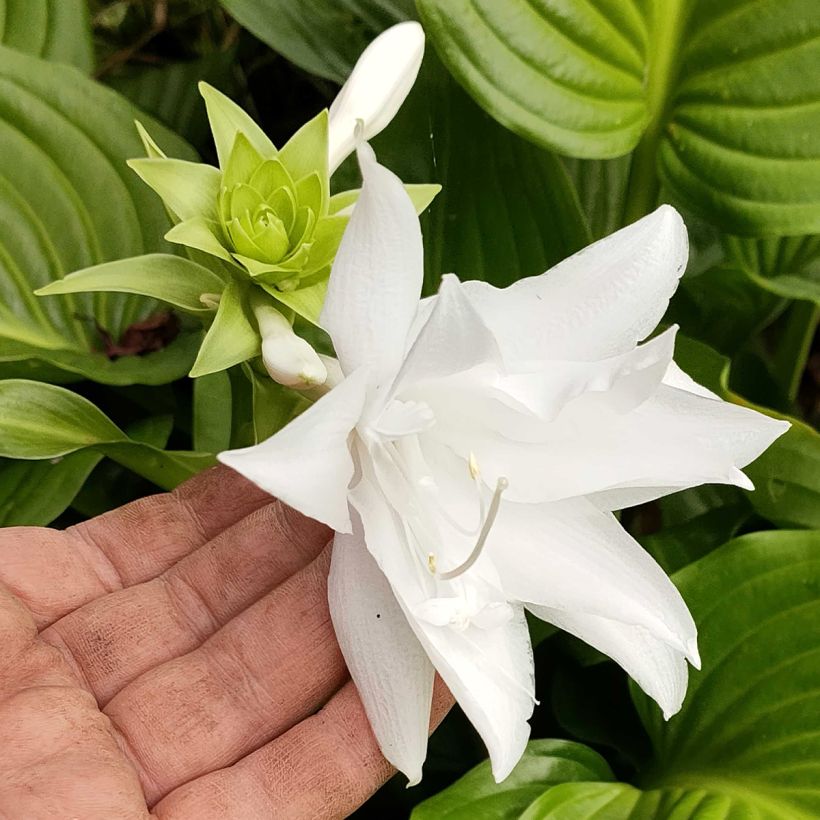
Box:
220;146;789;784
328;21;425;174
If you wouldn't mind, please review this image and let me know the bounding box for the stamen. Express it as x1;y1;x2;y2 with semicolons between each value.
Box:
468;452;480;480
438;477;509;581
427;553;437;574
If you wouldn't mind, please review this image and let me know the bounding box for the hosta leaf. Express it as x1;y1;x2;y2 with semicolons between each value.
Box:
412;740;614;820
0;0;92;71
0;46;200;384
0;379;213;490
417;0;820;234
0;451;101;526
217;0;414;83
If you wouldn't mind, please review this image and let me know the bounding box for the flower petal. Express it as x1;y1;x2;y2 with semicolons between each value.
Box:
409;605;535;782
527;604;690;719
321;143;423;385
487;498;699;663
218;369;369;532
585;383;790;511
329;517;435;785
394;274;502;392
327;22;424;173
349;463;534;783
460;205;688;364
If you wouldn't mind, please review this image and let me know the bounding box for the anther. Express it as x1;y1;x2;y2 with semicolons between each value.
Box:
468;452;480;480
438;477;509;581
427;553;437;575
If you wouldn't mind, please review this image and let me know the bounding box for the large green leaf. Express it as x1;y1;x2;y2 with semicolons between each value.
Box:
417;532;820;818
0;379;213;490
0;451;101;526
417;0;820;234
0;0;92;71
0;46;200;384
360;57;590;292
218;0;414;83
412;740;614;820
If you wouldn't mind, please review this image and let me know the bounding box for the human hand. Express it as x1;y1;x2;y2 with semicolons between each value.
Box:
0;467;450;819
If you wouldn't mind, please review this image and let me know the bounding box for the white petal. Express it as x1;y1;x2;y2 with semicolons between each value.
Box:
408;605;535;782
350;461;534;782
218;369;368;532
328;22;424;173
497;326;678;422
328;519;434;785
662;360;719;399
321;142;423;386
527;604;691;719
487;498;699;662
394;274;502;391
460;205;688;364
586;383;790;510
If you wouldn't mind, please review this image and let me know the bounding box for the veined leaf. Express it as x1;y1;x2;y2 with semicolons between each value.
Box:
418;0;820;234
0;46;200;384
0;0;92;71
0;380;213;490
217;0;414;83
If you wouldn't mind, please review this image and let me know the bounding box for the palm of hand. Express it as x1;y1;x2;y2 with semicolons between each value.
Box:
0;467;448;819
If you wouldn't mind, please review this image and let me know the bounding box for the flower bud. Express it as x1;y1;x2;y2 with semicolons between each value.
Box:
328;22;425;173
254;304;327;388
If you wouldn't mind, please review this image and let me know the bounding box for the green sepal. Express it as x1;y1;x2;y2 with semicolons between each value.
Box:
35;254;226;315
329;183;442;216
278;109;329;214
135;120;167;159
189;279;260;377
223;131;266;189
294;171;324;218
199;81;276;168
165;217;234;263
128;157;221;222
262;279;328;325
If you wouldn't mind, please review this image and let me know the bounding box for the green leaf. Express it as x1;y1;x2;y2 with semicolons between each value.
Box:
361;56;590;293
0;379;214;490
190;280;260;377
279;110;329;211
193;370;233;453
36;255;226;316
744;419;820;529
0;46;199;385
417;0;820;234
263;279;328;326
246;365;308;443
0;0;92;71
412;740;614;820
0;451;101;526
217;0;414;83
329;183;441;216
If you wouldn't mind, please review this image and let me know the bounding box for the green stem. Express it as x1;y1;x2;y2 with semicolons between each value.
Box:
622;0;687;225
774;300;819;404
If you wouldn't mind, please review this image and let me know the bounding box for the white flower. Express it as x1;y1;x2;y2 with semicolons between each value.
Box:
219;145;789;784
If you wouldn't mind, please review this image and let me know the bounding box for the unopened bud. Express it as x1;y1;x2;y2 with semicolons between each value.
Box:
253;303;327;389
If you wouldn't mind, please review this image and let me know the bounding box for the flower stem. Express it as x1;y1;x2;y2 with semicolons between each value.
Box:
622;0;687;225
773;300;819;405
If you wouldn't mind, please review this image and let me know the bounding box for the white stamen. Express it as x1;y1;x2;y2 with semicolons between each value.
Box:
427;553;437;574
438;477;509;581
468;452;480;480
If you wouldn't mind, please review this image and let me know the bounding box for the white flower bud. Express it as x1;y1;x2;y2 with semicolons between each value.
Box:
254;304;327;388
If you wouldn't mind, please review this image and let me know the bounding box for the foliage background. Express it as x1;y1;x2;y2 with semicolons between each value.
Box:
0;0;818;817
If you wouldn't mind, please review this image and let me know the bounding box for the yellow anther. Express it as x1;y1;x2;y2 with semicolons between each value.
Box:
468;452;480;481
427;553;437;575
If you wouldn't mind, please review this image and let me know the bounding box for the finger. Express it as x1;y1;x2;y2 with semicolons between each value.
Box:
42;500;330;704
105;545;347;805
0;585;150;820
0;465;270;628
154;677;453;820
